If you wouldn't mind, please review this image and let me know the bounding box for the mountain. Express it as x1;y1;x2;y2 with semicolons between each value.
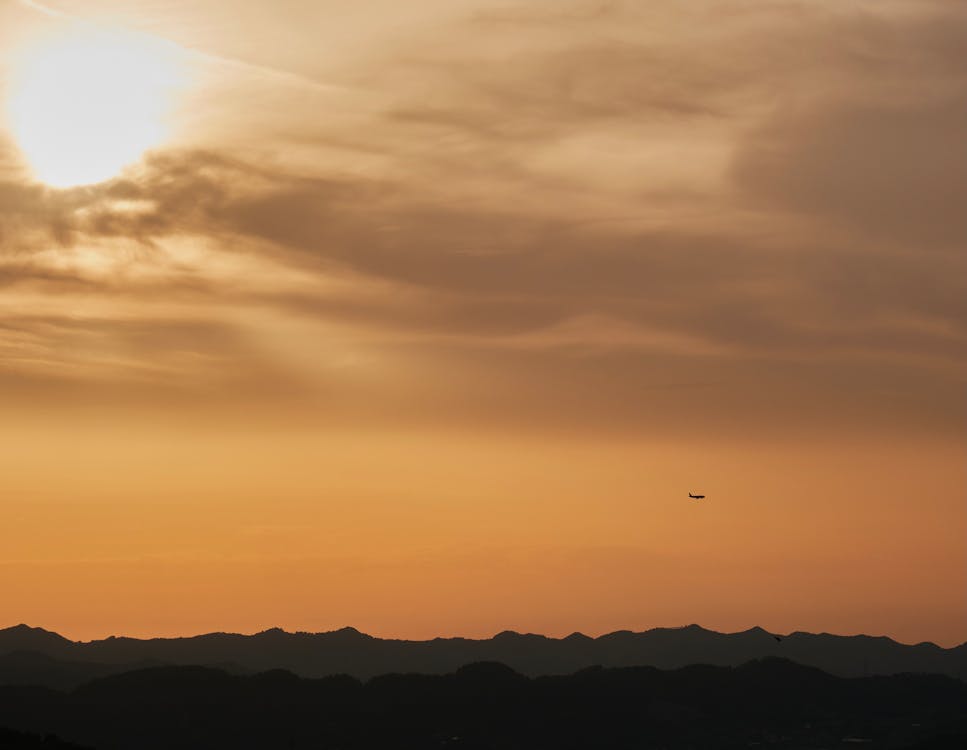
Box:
0;659;964;749
0;625;72;657
0;651;136;692
2;623;965;688
0;650;244;691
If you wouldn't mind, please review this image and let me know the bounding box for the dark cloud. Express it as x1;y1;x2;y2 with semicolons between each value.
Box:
0;1;963;436
733;97;967;249
4;144;962;360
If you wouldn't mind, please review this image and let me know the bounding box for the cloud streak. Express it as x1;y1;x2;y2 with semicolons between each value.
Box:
0;0;963;437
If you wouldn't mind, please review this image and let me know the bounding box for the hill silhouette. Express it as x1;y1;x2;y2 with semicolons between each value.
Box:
1;624;964;688
0;658;964;749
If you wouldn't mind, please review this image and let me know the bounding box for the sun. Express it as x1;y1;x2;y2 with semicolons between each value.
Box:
6;24;185;189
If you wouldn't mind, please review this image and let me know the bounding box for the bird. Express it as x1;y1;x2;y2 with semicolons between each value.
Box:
688;492;705;499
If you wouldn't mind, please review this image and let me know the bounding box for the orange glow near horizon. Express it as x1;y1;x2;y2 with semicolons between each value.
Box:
1;424;964;647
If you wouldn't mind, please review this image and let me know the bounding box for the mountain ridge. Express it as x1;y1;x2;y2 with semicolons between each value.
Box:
2;623;965;686
1;658;966;750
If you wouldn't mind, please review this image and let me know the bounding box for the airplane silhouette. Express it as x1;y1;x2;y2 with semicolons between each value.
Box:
688;492;705;499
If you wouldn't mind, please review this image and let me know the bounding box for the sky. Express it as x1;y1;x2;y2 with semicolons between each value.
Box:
0;0;964;646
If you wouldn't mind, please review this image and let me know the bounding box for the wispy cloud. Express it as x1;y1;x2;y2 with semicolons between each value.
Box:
1;0;963;437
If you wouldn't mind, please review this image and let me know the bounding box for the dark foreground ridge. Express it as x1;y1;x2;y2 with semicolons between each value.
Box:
2;623;966;689
1;658;965;749
0;727;91;750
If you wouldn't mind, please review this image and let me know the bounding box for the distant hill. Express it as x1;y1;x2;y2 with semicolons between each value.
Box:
0;659;964;749
0;650;245;692
0;651;132;692
1;623;964;688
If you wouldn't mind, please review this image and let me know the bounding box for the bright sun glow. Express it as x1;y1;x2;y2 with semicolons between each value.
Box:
6;24;185;188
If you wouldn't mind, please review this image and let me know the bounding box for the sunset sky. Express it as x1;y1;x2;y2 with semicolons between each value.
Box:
0;0;964;646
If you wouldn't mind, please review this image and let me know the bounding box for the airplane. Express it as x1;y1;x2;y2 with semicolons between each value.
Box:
688;492;705;499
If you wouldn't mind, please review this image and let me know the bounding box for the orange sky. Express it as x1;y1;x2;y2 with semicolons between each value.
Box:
0;0;964;646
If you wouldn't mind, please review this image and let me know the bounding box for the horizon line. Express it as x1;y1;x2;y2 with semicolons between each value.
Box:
3;622;960;650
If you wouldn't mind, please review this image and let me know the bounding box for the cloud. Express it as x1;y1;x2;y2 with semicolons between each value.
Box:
75;149;961;358
0;0;962;436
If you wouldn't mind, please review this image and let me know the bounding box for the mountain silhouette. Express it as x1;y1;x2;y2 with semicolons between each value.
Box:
0;651;141;692
0;658;964;749
2;623;964;688
0;625;73;656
